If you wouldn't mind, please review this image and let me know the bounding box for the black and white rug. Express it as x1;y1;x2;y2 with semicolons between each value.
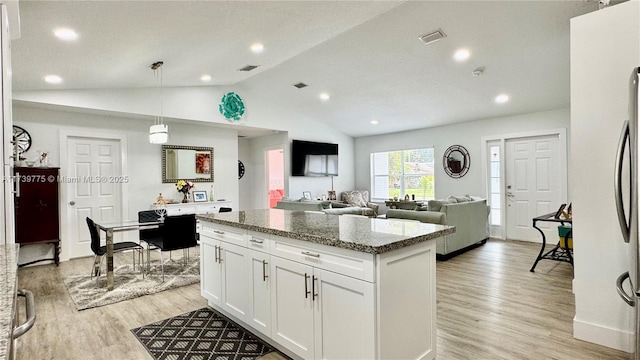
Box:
131;307;277;360
63;255;200;311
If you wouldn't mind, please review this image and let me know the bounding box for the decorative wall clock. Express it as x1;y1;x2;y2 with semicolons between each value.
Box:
443;145;470;178
12;125;32;154
238;160;245;179
219;92;245;121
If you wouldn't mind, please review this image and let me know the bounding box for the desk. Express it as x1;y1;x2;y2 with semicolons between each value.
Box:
530;212;572;272
94;220;161;290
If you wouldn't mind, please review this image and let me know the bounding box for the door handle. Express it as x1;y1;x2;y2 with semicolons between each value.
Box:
616;271;635;306
615;120;631;243
69;201;76;206
13;289;36;339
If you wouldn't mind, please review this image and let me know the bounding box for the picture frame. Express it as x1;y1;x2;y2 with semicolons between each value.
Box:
302;191;312;200
327;190;337;201
193;190;207;202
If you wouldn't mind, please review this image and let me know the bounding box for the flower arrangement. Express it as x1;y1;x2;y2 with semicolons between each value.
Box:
176;180;195;203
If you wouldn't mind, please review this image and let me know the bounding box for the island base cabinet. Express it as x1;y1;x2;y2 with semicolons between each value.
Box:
270;256;315;359
200;238;222;306
313;268;375;360
248;248;271;337
220;242;249;321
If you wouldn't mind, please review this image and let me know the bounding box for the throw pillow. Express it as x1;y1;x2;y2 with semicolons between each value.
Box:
447;196;458;203
427;199;451;212
344;191;367;207
453;195;471;203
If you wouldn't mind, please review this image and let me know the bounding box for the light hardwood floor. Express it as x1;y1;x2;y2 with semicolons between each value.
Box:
15;239;631;360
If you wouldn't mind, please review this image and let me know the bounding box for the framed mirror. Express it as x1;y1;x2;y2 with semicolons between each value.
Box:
443;145;470;178
162;145;214;183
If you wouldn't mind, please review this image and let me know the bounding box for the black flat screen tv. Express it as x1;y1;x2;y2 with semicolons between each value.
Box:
291;140;338;177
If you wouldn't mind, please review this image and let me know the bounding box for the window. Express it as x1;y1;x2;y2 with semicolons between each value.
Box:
371;148;435;200
489;145;501;225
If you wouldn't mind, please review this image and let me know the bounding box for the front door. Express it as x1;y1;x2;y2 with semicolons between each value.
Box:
505;135;562;242
66;136;123;259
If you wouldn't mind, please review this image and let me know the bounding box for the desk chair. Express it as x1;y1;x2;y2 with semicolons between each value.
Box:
86;217;144;285
142;214;197;281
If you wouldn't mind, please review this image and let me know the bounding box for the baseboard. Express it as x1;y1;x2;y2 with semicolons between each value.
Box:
573;316;635;353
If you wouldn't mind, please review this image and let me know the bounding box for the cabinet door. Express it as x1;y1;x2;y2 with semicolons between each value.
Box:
220;242;249;321
200;236;222;305
313;268;375;360
247;248;271;337
270;256;314;359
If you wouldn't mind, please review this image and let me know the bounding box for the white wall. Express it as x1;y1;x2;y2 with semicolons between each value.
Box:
14;105;239;261
355;108;570;201
570;1;640;352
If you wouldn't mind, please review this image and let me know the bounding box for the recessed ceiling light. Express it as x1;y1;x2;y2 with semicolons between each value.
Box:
200;74;212;82
54;28;78;41
250;43;264;53
319;93;330;101
454;48;470;62
44;75;62;84
370;120;379;125
495;94;510;104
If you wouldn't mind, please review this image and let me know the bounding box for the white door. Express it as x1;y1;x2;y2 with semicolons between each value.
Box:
200;236;222;305
270;256;314;359
313;268;375;360
247;248;271;337
66;136;123;258
220;242;249;321
506;135;562;242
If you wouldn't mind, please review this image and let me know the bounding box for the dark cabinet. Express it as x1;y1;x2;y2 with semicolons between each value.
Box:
14;167;60;266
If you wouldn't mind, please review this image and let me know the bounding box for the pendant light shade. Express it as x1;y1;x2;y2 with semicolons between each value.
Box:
149;61;168;144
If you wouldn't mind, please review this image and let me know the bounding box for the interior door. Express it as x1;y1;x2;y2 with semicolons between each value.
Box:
505;135;562;242
66;136;122;258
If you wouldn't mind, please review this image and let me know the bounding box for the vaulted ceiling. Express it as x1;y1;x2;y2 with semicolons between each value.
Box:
12;0;600;137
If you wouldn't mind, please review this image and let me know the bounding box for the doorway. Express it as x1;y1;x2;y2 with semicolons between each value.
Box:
483;129;567;242
266;148;284;208
60;131;126;260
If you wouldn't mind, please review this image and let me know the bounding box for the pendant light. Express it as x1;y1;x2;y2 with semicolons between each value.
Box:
149;61;168;144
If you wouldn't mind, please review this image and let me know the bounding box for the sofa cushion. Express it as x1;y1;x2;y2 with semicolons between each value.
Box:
323;207;365;216
428;199;457;212
343;191;367;207
452;195;472;203
386;209;446;224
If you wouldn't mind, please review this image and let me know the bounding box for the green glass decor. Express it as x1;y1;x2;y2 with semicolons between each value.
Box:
219;92;245;121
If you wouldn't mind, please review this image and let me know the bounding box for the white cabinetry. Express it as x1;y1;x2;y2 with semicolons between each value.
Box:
199;221;437;360
154;200;232;216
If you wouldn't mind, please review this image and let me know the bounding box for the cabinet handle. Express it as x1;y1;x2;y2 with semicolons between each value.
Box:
262;260;268;281
218;246;223;263
214;245;219;263
250;238;264;244
214;230;225;235
312;276;318;301
304;273;310;298
301;251;320;258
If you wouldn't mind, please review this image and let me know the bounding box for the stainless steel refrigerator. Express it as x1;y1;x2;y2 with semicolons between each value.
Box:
616;66;640;359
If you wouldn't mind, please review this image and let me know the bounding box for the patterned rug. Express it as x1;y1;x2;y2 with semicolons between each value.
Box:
63;255;200;311
131;307;277;360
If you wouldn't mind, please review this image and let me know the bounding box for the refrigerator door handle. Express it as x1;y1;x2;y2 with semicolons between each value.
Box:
616;271;635;306
615;120;631;243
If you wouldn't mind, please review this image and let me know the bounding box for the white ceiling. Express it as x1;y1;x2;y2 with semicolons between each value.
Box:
11;0;600;138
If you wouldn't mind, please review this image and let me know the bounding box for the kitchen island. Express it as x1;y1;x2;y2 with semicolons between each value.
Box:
197;209;455;360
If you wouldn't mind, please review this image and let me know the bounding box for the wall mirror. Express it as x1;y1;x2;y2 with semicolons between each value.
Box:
443;145;470;178
162;145;214;183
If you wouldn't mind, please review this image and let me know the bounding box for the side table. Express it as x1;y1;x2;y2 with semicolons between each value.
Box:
530;212;572;272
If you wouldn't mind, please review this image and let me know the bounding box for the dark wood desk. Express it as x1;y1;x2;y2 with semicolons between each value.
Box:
530;212;572;272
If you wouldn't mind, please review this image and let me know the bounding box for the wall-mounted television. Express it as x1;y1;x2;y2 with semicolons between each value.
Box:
291;140;338;177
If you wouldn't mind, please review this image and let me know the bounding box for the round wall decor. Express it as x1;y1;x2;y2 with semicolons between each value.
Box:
12;125;32;154
443;145;470;178
238;160;245;179
219;92;245;121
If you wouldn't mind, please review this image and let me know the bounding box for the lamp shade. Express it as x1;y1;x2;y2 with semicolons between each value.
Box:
149;124;168;144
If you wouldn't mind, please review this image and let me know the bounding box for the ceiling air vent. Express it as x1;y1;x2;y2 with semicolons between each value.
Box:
238;65;259;72
293;82;308;89
418;29;446;45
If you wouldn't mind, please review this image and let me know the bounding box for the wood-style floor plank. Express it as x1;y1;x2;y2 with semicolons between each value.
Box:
14;240;631;359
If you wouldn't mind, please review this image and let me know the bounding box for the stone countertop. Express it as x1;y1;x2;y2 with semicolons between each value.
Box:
198;209;455;254
0;245;18;360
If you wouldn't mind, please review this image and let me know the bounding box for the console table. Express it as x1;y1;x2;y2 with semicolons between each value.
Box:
530;212;572;272
384;200;422;210
152;200;232;216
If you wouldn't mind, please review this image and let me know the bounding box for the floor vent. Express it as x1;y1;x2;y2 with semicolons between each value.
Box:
238;65;259;72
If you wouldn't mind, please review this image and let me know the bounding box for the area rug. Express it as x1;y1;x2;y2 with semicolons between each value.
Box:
63;255;200;311
131;307;277;360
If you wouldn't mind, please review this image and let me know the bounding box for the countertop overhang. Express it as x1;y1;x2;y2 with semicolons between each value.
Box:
198;209;455;254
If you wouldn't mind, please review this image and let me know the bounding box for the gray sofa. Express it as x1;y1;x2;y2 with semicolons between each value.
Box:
386;197;490;257
330;190;379;216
